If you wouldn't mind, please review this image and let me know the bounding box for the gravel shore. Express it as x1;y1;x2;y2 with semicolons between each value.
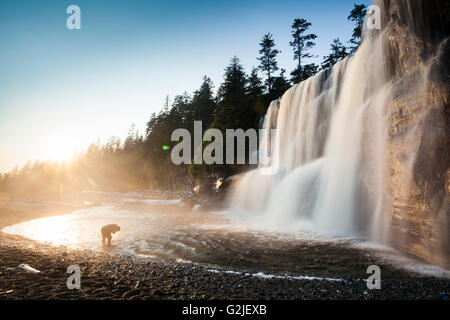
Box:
0;202;449;300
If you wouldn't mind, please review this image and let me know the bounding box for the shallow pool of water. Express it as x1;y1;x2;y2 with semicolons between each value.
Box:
3;192;449;280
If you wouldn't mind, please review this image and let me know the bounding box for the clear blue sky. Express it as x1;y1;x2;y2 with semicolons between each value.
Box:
0;0;371;173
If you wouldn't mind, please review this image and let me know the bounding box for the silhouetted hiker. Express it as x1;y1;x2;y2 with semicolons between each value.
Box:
101;224;120;246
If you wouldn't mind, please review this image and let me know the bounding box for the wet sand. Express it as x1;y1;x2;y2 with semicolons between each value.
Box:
0;201;449;300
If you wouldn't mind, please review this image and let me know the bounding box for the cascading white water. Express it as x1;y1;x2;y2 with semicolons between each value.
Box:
230;27;393;241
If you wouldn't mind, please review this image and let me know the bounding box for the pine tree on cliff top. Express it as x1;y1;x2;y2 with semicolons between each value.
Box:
321;38;348;70
348;4;367;53
257;33;280;93
289;18;317;83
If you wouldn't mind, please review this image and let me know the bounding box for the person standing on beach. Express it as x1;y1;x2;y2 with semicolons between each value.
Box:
101;224;121;246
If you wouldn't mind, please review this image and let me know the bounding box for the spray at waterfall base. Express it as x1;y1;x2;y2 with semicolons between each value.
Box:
174;0;450;268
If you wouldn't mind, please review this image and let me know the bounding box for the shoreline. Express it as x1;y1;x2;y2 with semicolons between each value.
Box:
1;201;449;300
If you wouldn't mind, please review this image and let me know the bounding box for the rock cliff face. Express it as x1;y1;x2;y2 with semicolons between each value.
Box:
380;0;449;267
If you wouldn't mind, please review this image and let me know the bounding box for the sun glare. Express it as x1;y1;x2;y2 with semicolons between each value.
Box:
44;136;77;162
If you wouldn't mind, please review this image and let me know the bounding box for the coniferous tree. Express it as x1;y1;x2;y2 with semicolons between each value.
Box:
246;67;266;129
257;33;280;92
247;67;264;98
321;38;348;69
170;92;192;128
202;57;259;178
301;63;319;80
124;124;140;151
271;69;291;99
217;56;248;107
290;63;319;83
289;18;317;83
348;4;367;53
212;56;255;133
191;76;217;128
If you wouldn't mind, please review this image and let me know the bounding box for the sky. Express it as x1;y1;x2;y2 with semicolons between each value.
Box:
0;0;371;173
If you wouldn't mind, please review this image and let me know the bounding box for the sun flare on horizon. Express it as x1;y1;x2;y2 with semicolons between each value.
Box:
43;136;78;162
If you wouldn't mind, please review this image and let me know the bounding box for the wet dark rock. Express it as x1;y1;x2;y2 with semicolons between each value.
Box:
382;0;450;268
214;176;234;194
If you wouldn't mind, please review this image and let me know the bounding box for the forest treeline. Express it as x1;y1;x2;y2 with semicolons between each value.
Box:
0;5;368;197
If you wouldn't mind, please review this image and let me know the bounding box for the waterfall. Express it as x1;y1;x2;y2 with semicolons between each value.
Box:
229;0;449;251
230;31;391;240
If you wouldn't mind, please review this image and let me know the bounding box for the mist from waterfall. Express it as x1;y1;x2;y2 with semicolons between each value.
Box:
229;26;393;242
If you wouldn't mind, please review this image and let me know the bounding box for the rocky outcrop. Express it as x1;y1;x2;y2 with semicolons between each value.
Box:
191;176;238;210
380;0;449;267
